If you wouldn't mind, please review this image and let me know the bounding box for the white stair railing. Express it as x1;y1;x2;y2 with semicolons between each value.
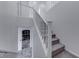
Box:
17;2;51;57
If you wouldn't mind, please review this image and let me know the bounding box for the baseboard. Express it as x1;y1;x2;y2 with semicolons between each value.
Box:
66;48;79;58
0;49;18;54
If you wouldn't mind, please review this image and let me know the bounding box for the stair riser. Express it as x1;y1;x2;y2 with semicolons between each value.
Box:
52;46;65;57
52;39;59;45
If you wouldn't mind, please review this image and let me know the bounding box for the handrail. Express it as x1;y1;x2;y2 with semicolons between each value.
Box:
20;3;37;15
17;2;48;25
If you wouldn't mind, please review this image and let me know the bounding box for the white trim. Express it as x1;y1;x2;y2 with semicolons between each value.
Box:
31;27;34;58
66;48;79;58
0;49;18;54
18;28;22;51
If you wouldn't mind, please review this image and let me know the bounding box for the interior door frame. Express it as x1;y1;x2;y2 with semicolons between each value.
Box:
18;27;33;51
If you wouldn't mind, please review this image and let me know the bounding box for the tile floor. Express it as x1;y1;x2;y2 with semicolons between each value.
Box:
0;48;32;58
0;40;32;58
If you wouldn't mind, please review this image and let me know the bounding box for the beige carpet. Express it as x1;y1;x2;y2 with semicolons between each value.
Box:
54;51;77;58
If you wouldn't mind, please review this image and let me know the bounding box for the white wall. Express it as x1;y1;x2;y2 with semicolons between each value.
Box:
0;1;17;16
47;1;79;57
0;1;32;18
0;15;33;53
0;1;32;52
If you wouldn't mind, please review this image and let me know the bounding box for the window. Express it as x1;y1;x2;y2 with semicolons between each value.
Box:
22;30;30;41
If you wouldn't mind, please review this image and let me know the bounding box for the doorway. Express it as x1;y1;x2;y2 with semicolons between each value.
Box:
18;27;32;57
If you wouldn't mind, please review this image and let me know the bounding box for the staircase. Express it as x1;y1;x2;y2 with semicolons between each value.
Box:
18;1;65;58
51;34;65;57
